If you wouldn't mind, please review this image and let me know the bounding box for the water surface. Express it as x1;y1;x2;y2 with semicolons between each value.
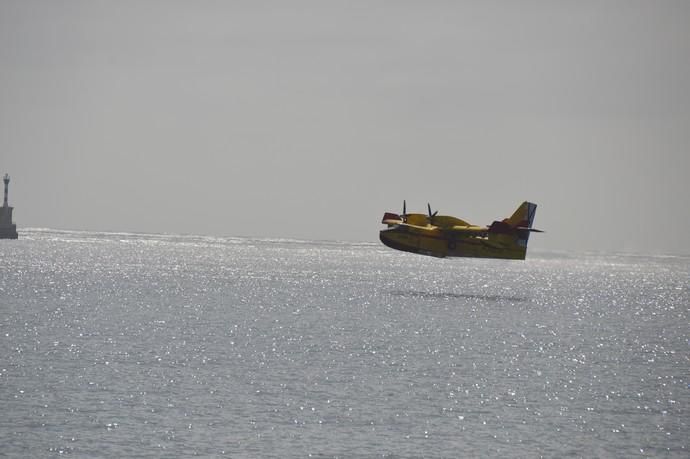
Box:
1;229;687;457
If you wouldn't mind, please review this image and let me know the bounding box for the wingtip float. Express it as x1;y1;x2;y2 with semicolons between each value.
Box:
380;201;543;260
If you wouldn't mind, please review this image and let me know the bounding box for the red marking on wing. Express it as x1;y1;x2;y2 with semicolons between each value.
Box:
382;212;400;223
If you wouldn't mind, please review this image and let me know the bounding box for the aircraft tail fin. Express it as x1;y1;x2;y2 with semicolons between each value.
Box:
505;201;537;229
502;201;540;248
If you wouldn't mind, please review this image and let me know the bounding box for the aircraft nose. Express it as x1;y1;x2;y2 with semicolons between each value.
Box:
379;229;393;248
379;228;403;251
379;230;390;244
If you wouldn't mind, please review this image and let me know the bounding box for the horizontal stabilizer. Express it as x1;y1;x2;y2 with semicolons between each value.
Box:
516;227;544;233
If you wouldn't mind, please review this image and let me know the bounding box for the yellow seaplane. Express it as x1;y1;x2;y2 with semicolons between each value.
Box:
380;201;542;260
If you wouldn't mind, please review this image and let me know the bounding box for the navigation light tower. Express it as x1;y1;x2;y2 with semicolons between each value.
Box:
0;173;18;239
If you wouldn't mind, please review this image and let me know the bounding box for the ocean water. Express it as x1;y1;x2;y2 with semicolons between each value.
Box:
1;229;687;458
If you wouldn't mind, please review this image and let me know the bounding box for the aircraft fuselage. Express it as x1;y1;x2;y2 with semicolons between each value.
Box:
379;224;528;260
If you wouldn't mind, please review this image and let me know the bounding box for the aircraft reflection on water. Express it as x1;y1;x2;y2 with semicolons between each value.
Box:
380;201;542;260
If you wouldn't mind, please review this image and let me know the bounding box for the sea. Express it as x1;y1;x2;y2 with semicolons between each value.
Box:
1;228;687;458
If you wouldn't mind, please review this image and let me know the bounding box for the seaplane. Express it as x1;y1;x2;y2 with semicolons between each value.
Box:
380;201;542;260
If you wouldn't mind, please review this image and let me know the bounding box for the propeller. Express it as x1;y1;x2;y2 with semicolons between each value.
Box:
401;200;408;223
427;203;438;225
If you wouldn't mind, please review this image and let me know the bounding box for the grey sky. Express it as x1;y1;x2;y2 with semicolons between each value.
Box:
1;1;689;254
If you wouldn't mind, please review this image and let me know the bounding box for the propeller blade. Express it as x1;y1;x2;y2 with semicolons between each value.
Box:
427;203;438;225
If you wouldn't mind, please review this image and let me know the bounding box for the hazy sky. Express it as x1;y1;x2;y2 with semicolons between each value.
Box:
1;1;689;254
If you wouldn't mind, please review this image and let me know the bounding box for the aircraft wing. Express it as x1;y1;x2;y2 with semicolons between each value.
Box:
381;212;402;225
